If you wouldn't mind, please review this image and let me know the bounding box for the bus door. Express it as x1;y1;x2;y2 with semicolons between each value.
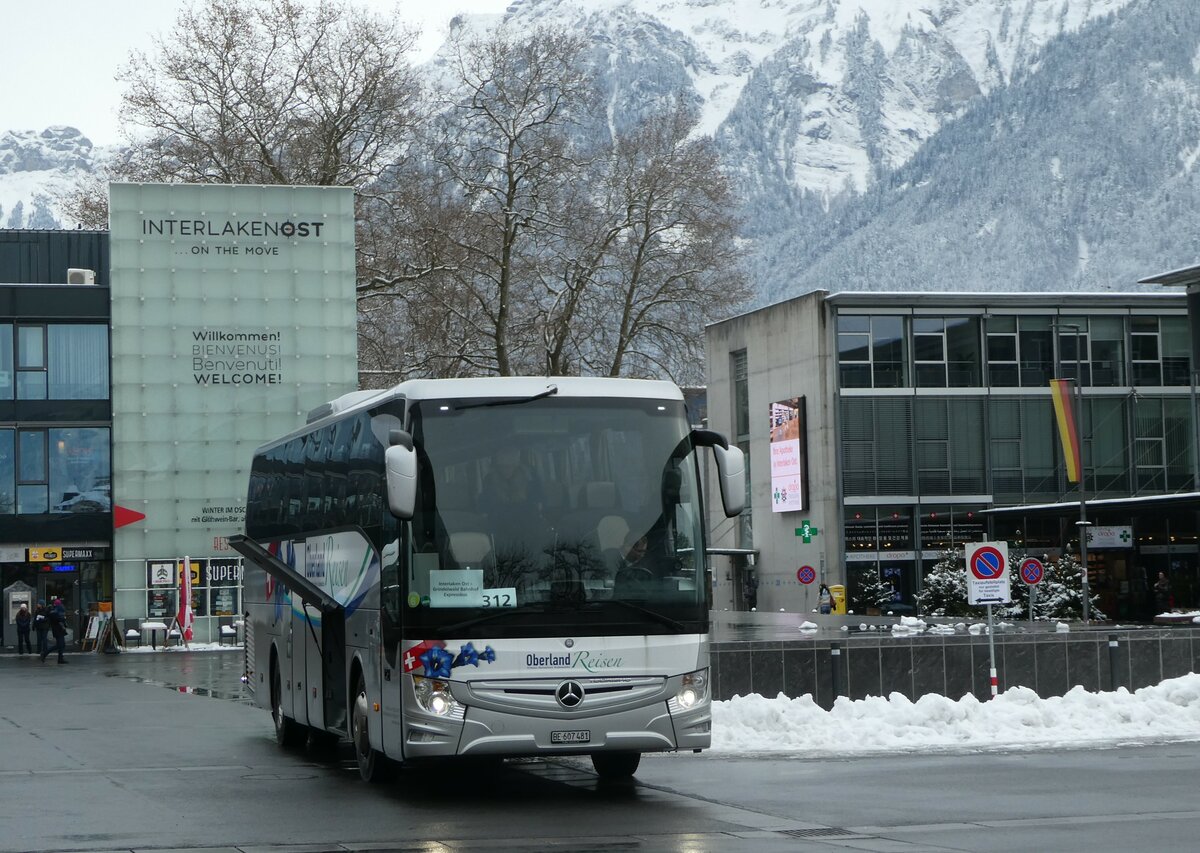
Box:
301;602;324;730
321;610;348;734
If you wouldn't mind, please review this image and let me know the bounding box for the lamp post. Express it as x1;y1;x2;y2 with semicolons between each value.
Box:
1054;321;1091;624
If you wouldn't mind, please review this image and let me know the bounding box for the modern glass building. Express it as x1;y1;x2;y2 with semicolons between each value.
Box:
705;290;1198;621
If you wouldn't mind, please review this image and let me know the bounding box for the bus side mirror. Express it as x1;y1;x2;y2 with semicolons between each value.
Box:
385;434;417;519
713;444;745;518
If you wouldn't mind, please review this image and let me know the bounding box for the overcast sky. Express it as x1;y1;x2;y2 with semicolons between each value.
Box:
0;0;509;146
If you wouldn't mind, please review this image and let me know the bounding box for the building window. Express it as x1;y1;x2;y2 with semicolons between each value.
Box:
48;325;110;399
9;427;111;514
837;315;907;389
0;325;12;400
1087;316;1125;387
17;429;48;513
1087;397;1129;494
840;398;913;495
2;323;109;400
1130;316;1188;386
16;325;47;399
913;317;980;388
988;398;1057;502
1133;397;1193;492
1054;318;1091;385
731;350;752;546
986;316;1053;387
913;398;986;494
0;429;13;513
49;428;112;512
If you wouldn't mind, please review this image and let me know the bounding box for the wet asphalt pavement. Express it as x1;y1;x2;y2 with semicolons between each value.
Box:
2;646;1199;853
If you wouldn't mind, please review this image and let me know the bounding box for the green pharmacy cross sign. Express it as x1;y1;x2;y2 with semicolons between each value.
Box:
795;520;820;544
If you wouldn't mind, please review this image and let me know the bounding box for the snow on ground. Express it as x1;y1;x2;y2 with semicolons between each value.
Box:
116;641;1200;758
711;673;1200;757
122;641;238;654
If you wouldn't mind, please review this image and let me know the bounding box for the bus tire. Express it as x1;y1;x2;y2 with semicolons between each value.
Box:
352;674;394;783
591;750;641;779
271;659;306;749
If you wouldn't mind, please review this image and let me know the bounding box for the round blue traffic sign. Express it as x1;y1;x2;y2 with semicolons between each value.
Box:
1019;557;1044;586
797;565;816;585
970;545;1006;580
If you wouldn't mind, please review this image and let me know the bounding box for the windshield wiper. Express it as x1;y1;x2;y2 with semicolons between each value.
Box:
454;384;558;411
601;599;686;632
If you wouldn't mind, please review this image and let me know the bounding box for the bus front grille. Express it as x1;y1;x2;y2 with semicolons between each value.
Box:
464;676;665;715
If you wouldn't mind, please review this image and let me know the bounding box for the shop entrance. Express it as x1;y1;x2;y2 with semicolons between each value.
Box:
38;572;79;642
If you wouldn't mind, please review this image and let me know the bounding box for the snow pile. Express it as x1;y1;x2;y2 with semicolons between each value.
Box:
711;674;1200;756
890;616;926;636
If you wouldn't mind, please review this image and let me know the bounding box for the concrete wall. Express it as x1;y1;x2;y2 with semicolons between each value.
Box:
712;628;1200;709
705;291;842;611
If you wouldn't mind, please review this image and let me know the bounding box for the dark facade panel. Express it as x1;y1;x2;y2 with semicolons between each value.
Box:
0;400;112;422
0;512;112;545
0;284;111;319
0;230;109;286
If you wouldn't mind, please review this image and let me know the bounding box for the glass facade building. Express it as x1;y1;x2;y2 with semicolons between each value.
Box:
706;291;1198;619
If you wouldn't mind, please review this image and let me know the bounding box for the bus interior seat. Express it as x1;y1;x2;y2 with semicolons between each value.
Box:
596;513;630;571
559;481;621;561
448;531;492;569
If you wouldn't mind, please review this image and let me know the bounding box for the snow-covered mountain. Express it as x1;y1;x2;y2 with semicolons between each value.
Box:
481;0;1132;218
0;126;113;229
448;0;1198;298
4;0;1197;301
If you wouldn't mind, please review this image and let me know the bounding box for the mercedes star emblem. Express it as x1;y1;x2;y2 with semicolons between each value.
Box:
555;680;585;708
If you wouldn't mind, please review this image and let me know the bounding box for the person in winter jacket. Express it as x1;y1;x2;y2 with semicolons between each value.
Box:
40;598;68;664
14;603;32;654
33;601;50;656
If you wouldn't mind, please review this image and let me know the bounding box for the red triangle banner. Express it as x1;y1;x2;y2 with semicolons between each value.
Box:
114;505;147;529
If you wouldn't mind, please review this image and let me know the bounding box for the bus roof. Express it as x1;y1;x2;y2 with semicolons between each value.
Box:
274;376;685;452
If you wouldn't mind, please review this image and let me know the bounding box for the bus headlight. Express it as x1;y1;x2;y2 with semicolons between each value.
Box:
672;668;709;711
412;676;461;717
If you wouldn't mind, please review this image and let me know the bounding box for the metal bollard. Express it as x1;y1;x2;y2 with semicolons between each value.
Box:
1108;634;1119;692
830;642;841;704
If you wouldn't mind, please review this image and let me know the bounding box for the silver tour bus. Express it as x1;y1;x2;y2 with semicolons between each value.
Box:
231;377;744;782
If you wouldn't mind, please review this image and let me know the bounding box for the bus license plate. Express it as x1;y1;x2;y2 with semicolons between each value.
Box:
551;730;591;744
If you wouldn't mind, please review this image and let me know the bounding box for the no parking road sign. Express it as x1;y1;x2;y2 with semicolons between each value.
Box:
1019;557;1044;586
796;565;816;585
965;541;1011;605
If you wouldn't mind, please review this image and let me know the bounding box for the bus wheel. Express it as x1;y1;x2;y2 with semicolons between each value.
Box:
352;675;394;783
271;661;305;749
591;751;641;779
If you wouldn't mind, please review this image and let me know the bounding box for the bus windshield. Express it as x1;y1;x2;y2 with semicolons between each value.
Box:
401;396;707;637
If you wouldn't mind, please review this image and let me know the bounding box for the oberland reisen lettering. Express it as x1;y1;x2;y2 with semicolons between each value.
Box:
142;218;323;238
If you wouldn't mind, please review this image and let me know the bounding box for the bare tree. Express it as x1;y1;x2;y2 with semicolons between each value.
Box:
375;25;596;376
538;99;748;381
580;100;749;381
60;0;423;224
364;26;748;383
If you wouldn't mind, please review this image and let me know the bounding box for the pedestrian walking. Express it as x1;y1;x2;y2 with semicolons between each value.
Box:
1153;571;1172;613
15;603;33;654
818;583;833;615
33;601;49;657
40;598;68;664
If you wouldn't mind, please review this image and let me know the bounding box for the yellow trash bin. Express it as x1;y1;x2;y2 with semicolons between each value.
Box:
829;584;847;615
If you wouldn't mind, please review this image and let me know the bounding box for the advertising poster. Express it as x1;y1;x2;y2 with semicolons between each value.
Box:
768;396;807;513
